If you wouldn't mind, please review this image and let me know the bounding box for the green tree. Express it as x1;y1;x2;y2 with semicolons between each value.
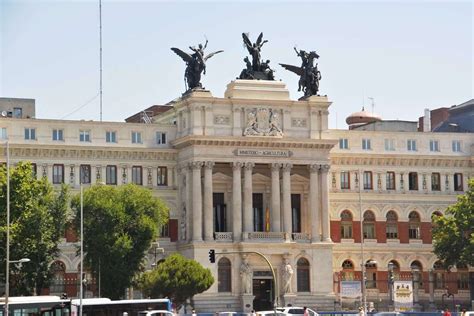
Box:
139;253;214;310
0;161;70;295
432;178;474;268
72;184;168;299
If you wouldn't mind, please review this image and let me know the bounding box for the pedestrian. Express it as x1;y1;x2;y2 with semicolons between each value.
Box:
443;308;451;316
358;307;365;316
303;307;309;316
251;310;256;316
192;309;197;316
461;309;467;316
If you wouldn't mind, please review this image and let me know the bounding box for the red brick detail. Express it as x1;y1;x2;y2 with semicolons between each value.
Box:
378;271;388;293
353;221;361;243
446;272;458;294
421;222;432;244
376;221;387;243
398;222;409;243
169;219;178;242
65;272;78;298
422;271;430;293
65;224;78;242
331;220;341;242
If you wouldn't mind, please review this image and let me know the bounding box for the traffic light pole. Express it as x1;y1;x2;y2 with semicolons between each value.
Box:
210;250;279;308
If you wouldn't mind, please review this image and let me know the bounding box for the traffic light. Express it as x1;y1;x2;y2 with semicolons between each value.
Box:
208;249;215;263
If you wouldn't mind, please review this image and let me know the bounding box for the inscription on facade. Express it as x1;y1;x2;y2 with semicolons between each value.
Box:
234;149;293;157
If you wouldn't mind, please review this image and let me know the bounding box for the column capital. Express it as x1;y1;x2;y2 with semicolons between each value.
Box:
232;161;243;170
308;164;319;173
244;162;255;170
282;163;293;172
271;163;282;172
204;161;215;169
190;161;204;170
319;164;330;173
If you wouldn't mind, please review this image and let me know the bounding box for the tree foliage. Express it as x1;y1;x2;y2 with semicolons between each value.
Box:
0;161;70;295
432;178;474;268
72;184;168;299
139;253;214;309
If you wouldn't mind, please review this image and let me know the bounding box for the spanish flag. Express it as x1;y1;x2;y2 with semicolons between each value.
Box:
265;207;270;232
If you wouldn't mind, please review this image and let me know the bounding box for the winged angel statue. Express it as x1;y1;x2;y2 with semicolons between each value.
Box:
279;48;321;98
171;40;223;91
239;33;274;80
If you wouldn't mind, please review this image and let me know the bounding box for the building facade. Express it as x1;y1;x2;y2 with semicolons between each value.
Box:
0;82;472;311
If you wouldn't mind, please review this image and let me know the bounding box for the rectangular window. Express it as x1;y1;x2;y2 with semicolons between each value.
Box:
106;165;117;185
341;223;352;239
339;138;349;149
156;132;167;145
431;173;441;191
409;172;418;190
80;165;91;184
429;140;439;152
131;131;142;144
384;139;395;151
13;107;22;118
132;166;142;185
363;224;376;239
157;166;168;186
159;221;170;238
452;140;461;152
79;130;90;142
362;139;371;150
454;173;463;191
386;172;396;190
0;128;7;140
409;224;420;239
363;171;373;190
386;224;398;239
407;139;417;151
52;129;64;141
340;171;350;189
457;273;469;290
24;128;36;140
106;131;117;143
52;164;64;184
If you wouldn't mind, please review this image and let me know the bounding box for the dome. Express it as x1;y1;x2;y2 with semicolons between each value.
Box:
346;107;382;126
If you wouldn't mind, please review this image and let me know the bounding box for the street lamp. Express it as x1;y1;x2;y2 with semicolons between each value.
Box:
79;182;84;316
5;257;30;316
388;262;395;311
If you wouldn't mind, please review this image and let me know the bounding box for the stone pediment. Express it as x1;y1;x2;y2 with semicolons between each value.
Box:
290;174;309;182
252;172;271;183
212;172;233;182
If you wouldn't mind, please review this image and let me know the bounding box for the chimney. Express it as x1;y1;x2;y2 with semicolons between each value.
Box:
423;108;431;132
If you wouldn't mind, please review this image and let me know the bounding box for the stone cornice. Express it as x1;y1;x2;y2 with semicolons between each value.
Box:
0;144;177;162
171;135;337;150
331;154;470;168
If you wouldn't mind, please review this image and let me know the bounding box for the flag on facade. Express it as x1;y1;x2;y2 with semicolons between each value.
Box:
265;207;270;232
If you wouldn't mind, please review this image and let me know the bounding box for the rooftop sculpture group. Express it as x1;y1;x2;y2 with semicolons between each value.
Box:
171;33;321;98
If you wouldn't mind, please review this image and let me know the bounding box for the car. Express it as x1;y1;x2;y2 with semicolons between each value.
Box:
256;311;287;316
275;307;318;316
373;313;401;316
138;310;175;316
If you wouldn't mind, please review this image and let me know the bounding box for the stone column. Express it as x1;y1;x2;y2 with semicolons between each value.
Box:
203;162;215;241
243;162;254;233
282;163;292;237
320;164;331;242
428;269;435;309
232;162;243;241
309;164;320;242
271;163;281;232
191;162;203;241
185;165;192;241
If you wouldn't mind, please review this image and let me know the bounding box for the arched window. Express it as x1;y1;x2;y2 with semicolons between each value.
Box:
50;261;66;294
340;210;353;239
218;258;231;292
297;258;310;292
410;260;423;287
386;211;398;239
365;260;377;289
433;260;445;289
341;260;354;281
363;211;376;239
408;212;421;239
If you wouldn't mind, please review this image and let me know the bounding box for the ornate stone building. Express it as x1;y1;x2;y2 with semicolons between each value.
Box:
0;84;472;311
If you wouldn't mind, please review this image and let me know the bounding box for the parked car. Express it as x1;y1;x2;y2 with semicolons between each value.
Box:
256;311;287;316
138;310;175;316
276;307;318;316
373;313;401;316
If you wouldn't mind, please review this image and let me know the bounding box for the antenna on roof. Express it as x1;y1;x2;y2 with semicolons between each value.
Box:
368;97;375;114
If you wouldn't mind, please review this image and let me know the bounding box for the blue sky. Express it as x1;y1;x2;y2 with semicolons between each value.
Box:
1;0;472;129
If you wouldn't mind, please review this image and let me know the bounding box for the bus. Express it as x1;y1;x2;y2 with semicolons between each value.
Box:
70;298;173;316
0;296;70;316
0;297;172;316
